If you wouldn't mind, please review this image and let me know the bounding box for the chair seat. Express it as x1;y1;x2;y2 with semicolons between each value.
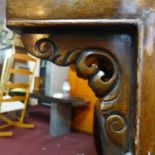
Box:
0;96;24;113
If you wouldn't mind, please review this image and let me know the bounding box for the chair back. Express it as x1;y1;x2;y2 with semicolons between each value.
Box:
0;50;38;109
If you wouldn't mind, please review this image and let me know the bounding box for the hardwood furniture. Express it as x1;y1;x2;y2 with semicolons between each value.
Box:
30;93;89;136
0;50;37;136
6;0;155;154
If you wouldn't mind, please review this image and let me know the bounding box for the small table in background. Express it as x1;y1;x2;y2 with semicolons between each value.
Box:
30;93;89;137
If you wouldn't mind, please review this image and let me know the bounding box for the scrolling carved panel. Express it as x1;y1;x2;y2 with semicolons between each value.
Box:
21;27;135;154
8;0;155;154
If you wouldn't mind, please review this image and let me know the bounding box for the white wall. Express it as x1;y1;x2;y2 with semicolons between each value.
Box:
0;0;69;98
45;62;69;96
0;0;6;19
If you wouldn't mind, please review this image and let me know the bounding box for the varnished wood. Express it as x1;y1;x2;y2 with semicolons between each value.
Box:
10;68;32;75
2;96;25;102
14;53;37;62
0;131;13;137
6;0;155;154
0;48;37;137
21;26;135;154
6;0;155;20
7;83;29;89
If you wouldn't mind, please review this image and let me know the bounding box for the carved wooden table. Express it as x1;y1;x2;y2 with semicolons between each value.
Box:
6;0;155;155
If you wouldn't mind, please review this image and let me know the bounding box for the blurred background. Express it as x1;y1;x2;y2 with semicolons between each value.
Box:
0;0;97;135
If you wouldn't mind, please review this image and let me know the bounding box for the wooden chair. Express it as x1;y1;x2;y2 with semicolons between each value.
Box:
0;51;37;136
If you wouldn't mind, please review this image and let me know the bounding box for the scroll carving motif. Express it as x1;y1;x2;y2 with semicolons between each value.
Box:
22;34;56;60
22;34;127;149
22;34;121;103
105;114;127;148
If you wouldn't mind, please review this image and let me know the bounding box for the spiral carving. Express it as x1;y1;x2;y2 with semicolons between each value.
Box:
100;78;121;111
53;48;121;100
22;34;121;103
35;38;56;59
21;34;126;149
105;114;127;148
75;49;121;98
22;34;56;60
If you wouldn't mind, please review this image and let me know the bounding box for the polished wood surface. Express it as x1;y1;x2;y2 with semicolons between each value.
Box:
141;23;155;155
7;0;155;20
6;0;155;154
0;48;38;137
22;26;135;154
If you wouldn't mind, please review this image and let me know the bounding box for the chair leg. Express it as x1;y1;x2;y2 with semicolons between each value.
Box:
0;131;13;137
15;122;35;129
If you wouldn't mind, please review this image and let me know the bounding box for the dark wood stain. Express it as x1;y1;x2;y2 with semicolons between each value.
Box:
6;0;155;154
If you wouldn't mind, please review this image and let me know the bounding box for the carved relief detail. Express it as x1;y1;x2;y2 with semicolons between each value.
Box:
22;34;127;149
105;114;127;148
22;34;121;102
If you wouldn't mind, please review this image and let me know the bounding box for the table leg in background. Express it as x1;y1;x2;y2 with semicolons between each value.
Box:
49;103;71;137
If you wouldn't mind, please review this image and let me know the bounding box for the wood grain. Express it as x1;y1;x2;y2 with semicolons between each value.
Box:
6;0;155;154
6;0;155;20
